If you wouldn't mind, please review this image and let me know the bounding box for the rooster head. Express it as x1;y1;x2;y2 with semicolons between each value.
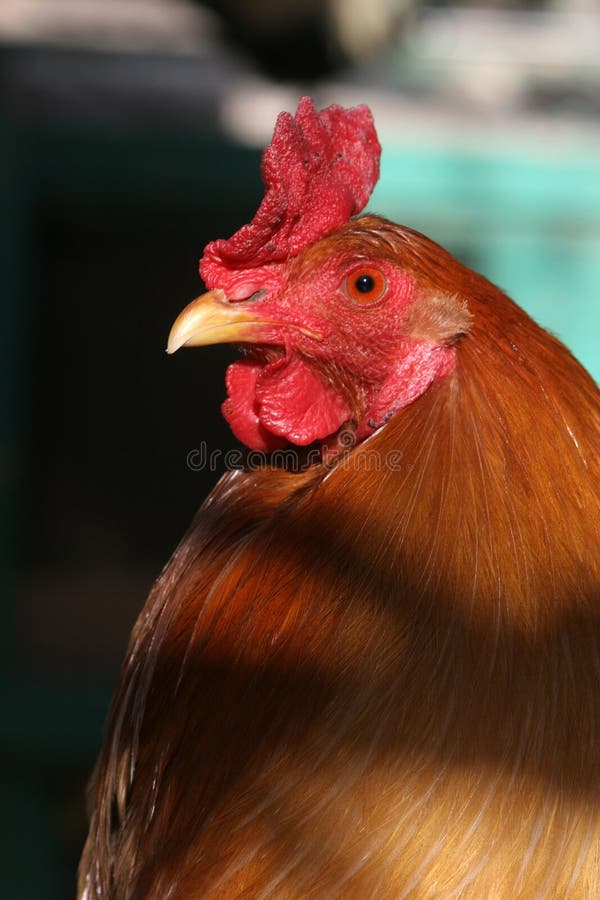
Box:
168;98;471;452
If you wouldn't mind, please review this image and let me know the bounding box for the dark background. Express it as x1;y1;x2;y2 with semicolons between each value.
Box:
1;1;599;896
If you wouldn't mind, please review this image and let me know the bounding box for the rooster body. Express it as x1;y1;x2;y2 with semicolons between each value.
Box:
80;104;600;899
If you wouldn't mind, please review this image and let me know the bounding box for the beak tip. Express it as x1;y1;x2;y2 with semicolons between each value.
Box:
166;331;186;355
166;288;271;354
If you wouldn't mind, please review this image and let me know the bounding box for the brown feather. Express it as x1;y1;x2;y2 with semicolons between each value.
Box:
79;219;600;899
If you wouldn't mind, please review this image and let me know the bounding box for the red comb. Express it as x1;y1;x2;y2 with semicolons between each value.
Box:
200;97;381;292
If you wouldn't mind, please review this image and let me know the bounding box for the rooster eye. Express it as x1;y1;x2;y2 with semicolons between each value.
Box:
344;267;387;304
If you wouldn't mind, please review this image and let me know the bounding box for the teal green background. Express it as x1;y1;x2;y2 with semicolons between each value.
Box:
371;144;600;384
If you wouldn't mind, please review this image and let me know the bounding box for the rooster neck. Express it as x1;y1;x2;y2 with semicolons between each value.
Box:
81;285;600;900
311;287;600;635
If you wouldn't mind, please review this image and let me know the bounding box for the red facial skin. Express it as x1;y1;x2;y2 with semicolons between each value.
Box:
219;237;457;452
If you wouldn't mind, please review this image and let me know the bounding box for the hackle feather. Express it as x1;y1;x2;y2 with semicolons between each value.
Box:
79;221;600;899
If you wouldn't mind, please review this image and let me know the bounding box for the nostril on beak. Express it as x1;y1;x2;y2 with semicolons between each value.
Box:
243;290;267;303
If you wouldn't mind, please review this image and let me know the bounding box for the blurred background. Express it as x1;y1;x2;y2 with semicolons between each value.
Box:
1;0;599;895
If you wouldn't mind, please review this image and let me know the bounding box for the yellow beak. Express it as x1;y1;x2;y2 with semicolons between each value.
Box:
166;289;279;355
167;289;322;354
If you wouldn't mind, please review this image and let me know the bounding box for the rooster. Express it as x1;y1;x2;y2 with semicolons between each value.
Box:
79;98;600;898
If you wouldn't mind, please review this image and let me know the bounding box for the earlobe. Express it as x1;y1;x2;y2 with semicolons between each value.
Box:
356;339;457;439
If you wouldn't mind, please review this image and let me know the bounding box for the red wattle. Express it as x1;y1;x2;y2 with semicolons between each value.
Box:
223;360;287;452
255;356;351;446
223;355;351;450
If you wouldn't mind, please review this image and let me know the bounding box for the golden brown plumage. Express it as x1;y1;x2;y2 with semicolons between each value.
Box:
79;216;600;898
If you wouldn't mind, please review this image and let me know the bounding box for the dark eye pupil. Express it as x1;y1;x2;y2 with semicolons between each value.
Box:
355;274;375;293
